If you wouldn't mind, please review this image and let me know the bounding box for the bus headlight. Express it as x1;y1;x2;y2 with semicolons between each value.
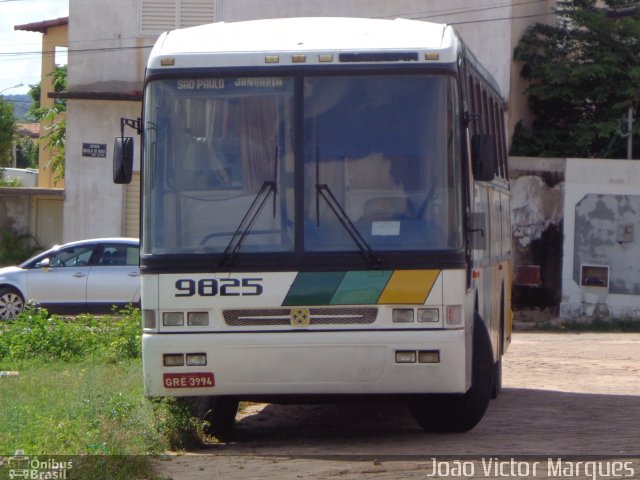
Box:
163;312;184;326
188;312;209;326
393;309;414;323
163;353;184;366
186;353;207;366
395;350;417;363
417;308;439;323
418;350;440;363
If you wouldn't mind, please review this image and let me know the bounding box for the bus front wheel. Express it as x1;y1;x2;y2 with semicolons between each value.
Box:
178;395;239;442
407;314;494;433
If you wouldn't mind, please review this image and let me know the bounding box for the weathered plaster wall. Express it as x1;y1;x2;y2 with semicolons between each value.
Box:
0;188;64;249
509;157;565;317
561;159;640;319
0;191;30;234
574;194;640;296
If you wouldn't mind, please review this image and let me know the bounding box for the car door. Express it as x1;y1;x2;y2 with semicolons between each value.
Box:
25;243;97;312
86;242;140;310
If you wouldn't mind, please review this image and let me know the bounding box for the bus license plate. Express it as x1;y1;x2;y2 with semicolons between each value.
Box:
163;372;215;388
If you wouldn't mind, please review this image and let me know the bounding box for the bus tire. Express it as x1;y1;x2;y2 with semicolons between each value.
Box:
179;395;239;442
491;357;502;399
202;396;239;441
407;314;494;433
492;287;505;399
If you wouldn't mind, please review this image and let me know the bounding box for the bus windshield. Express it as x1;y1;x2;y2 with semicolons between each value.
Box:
142;74;463;256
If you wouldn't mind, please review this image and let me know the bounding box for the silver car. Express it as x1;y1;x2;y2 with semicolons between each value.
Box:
0;238;140;320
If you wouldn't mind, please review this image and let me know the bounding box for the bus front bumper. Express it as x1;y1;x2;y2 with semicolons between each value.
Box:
143;329;469;397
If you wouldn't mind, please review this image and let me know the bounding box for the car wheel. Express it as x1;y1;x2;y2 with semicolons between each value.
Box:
0;287;25;320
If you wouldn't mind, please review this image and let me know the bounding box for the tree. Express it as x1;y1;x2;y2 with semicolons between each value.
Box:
16;136;38;169
28;65;67;182
511;0;640;158
0;98;16;167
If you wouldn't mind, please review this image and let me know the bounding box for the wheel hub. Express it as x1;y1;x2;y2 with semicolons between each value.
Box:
0;292;23;319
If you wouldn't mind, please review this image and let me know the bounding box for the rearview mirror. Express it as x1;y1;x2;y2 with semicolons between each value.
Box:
113;137;134;184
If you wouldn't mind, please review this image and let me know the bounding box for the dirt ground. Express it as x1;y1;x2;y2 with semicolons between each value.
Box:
152;332;640;479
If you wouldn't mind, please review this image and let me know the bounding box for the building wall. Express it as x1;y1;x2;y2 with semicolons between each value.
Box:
38;22;68;188
509;157;564;321
561;159;640;320
63;99;140;240
0;188;64;250
65;0;148;241
68;0;151;92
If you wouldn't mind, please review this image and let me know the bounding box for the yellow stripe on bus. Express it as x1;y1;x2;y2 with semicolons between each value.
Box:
377;270;440;304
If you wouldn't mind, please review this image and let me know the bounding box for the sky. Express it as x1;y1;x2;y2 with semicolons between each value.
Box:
0;0;68;96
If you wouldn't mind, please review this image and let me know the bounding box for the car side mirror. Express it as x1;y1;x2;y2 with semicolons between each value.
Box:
36;258;51;269
113;137;134;184
471;134;497;182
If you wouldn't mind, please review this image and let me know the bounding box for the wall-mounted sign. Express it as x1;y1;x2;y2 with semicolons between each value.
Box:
82;143;107;158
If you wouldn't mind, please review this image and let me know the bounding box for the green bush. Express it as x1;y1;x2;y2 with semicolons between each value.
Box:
0;228;41;266
0;306;141;364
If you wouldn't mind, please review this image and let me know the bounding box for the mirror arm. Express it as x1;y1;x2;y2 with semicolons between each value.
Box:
120;117;141;137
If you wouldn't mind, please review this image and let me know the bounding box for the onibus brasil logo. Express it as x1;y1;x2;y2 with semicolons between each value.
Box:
0;450;73;479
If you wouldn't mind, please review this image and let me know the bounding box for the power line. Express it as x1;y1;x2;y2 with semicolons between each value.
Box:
0;4;559;63
450;11;556;25
378;0;550;21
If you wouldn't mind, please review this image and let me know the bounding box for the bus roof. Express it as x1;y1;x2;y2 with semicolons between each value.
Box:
148;17;460;70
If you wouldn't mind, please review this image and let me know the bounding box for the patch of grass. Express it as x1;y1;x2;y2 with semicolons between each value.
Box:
0;307;200;479
0;360;162;455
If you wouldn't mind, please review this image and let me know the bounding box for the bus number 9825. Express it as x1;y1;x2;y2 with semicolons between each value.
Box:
174;278;263;297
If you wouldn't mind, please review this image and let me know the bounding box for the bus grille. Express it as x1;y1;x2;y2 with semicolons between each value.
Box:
223;307;378;326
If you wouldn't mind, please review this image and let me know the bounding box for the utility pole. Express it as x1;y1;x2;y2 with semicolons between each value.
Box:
628;107;633;160
621;106;634;160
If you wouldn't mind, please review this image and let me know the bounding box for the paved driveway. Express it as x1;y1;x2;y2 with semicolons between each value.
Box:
153;333;640;479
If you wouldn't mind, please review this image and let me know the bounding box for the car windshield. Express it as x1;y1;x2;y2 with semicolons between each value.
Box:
142;74;463;256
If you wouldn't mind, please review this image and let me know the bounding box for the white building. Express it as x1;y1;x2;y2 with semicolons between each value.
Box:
561;159;640;320
64;0;556;241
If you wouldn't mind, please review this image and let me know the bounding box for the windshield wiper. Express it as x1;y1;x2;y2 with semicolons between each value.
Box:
316;184;382;266
218;148;278;268
314;150;381;266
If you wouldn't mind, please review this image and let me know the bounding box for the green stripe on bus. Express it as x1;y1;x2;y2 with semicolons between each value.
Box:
282;271;346;306
330;270;393;305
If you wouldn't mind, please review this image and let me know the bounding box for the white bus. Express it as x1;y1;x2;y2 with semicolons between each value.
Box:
114;17;512;438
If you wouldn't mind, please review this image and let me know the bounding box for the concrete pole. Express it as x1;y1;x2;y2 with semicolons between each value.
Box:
628;106;633;160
